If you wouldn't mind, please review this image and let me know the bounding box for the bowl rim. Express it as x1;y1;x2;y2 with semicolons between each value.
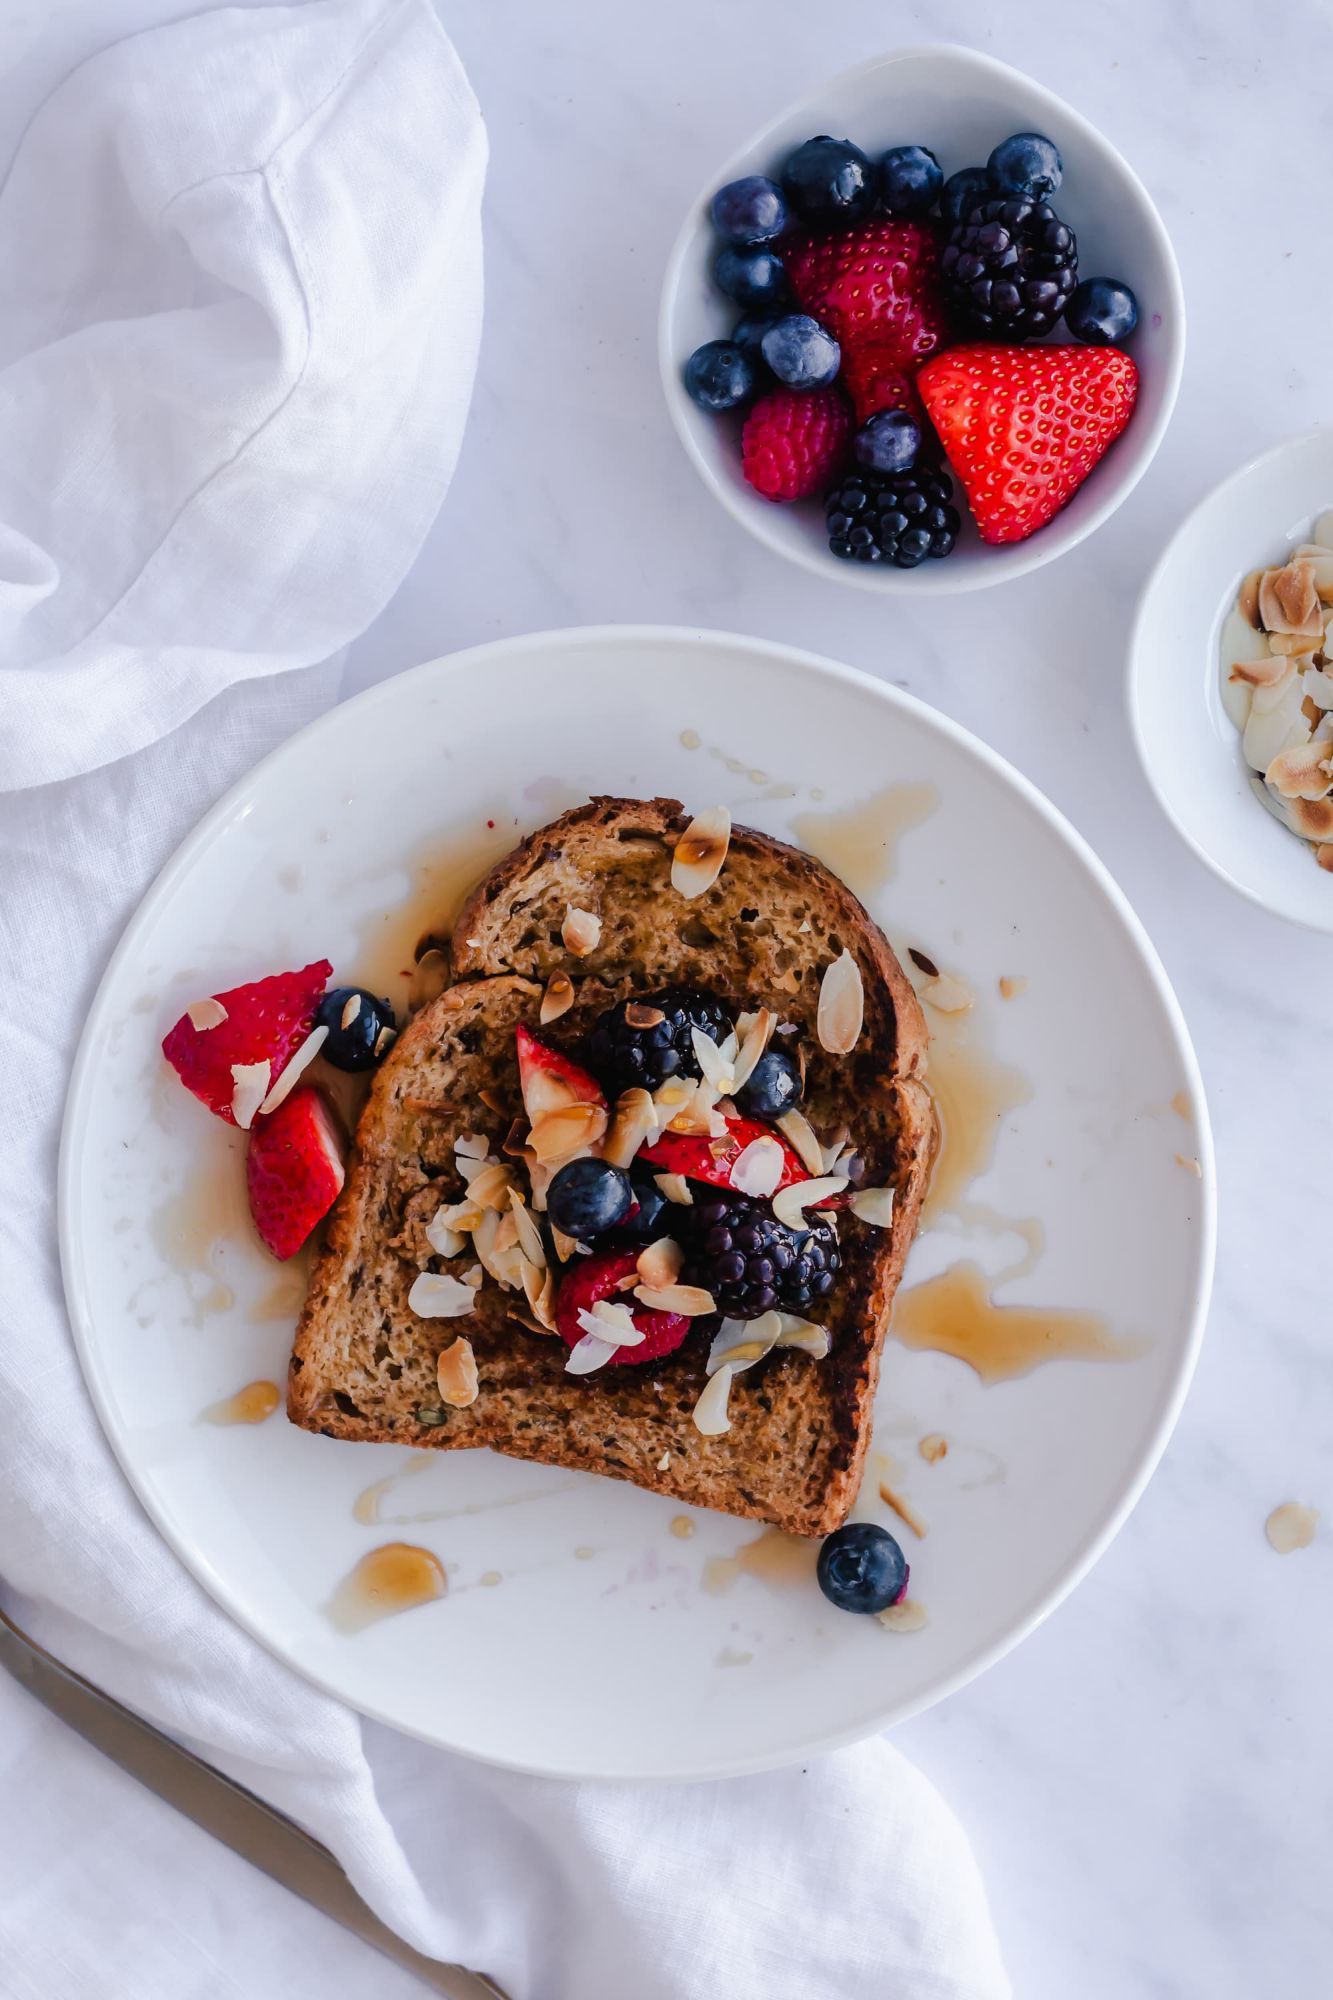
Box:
658;41;1188;596
1127;421;1333;935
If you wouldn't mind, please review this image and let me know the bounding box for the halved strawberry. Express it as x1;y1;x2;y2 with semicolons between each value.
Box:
162;961;332;1124
786;220;953;422
640;1113;809;1195
245;1086;345;1260
918;342;1139;545
515;1022;606;1122
554;1248;692;1367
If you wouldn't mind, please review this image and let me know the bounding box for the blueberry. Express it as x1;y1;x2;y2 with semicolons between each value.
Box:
736;1048;801;1119
710;174;787;245
780;135;876;229
613;1174;671;1244
817;1522;909;1615
759;313;840;390
852;408;920;474
683;339;755;412
314;986;396;1072
546;1158;634;1241
713;244;788;308
939;165;992;228
987;131;1063;198
731;312;780;365
1064;275;1139;346
879;144;942;217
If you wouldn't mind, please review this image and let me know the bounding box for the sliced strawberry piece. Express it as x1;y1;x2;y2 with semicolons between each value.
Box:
245;1086;345;1260
640;1114;809;1194
786;220;953;422
162;961;332;1124
918;342;1139;545
515;1022;606;1124
554;1249;692;1367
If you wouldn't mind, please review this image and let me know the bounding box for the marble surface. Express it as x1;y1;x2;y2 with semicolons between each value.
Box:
6;0;1333;1995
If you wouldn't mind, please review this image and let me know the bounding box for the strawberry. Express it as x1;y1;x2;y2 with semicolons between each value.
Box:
918;343;1139;546
786;220;953;422
245;1086;345;1260
741;387;852;501
514;1023;606;1123
841;359;924;427
162;960;332;1124
640;1113;809;1195
554;1248;691;1367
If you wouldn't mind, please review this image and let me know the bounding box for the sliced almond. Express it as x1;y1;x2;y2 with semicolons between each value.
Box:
464;1162;513;1211
850;1185;896;1229
425;1212;467;1259
776;1107;826;1177
520;1254;557;1331
1317;844;1333;872
1266;738;1333;801
551;1224;583;1261
565;1332;619;1376
1231;654;1295;688
436;1336;479;1407
660;1075;717;1136
633;1283;716;1315
878;1600;928;1633
454;1132;491;1161
603;1087;659;1169
690;1025;735;1094
775;1312;831;1358
561;905;602;958
729;1135;786;1198
1301;668;1333;712
540;972;575;1025
1259;560;1323;638
671;805;731;899
577;1298;643;1347
691;1365;737;1436
1238;568;1264;628
258;1024;330;1114
528;1101;609;1163
408;947;450;1014
502;1117;530;1159
429;1197;483;1235
772;1176;848;1229
409;1271;478;1319
707;1311;782;1375
339;993;363;1031
816;950;864;1055
919;1432;949;1464
492;1211;519;1254
230;1060;271;1131
636;1237;684;1290
374;1026;396;1059
509;1193;546;1267
623;1003;665;1029
729;1008;775;1091
653;1172;693;1206
919;970;974;1015
472;1208;517;1291
185;997;227;1032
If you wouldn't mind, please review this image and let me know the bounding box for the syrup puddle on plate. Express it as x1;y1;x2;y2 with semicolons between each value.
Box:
326;1544;447;1632
892;1260;1126;1384
202;1380;280;1426
148;1135;257;1323
793;780;940;903
922;1003;1033;1224
702;1527;819;1596
352;1455;578;1528
347;816;521;1020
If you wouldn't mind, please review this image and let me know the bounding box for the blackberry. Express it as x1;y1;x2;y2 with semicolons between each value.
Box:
684;1192;841;1320
941;194;1077;340
826;467;961;569
584;986;734;1095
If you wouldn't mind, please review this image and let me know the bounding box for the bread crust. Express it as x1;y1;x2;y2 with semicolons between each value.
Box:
289;798;935;1535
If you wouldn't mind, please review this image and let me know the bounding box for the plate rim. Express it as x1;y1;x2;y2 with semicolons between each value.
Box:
59;623;1216;1780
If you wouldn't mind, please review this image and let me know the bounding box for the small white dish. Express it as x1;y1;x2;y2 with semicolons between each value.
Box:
659;44;1185;595
61;627;1213;1780
1130;426;1333;932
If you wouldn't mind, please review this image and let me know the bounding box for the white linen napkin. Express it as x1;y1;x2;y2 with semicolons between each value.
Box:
0;6;1010;1996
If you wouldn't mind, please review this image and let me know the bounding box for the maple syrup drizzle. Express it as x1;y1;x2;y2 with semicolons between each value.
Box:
922;1007;1032;1222
701;1527;820;1596
203;1380;280;1425
793;780;940;903
326;1544;446;1632
891;1260;1123;1384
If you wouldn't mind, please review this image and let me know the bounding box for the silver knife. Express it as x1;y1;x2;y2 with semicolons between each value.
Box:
0;1602;507;1999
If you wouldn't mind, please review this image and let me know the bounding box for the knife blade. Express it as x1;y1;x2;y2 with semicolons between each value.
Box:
0;1603;506;2000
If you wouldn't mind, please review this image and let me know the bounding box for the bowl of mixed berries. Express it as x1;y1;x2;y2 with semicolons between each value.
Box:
660;46;1185;592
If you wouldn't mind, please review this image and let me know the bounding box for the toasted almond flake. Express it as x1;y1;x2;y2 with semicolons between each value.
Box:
529;1102;608;1163
797;917;813;935
878;1599;928;1633
1174;1152;1203;1178
258;1024;330;1114
623;1003;666;1029
1230;655;1292;688
776;1107;826;1177
774;1312;830;1358
730;1008;776;1091
502;1117;530;1159
636;1237;684;1290
374;1026;396;1058
690;1026;735;1094
654;1172;693;1206
656;1451;671;1471
520;1254;557;1331
510;1310;552;1337
671;805;731;899
878;1480;928;1540
455;1151;491;1185
816;950;864;1054
1317;844;1333;872
493;1211;519;1254
408;947;450;1014
540;972;575;1025
409;1271;478;1319
479;1087;507;1117
339;993;363;1031
425;1213;467;1259
661;1075;718;1135
920;970;974;1015
691;1365;737;1436
729;1135;786;1198
472;1208;516;1291
603;1086;659;1168
634;1283;717;1315
186;997;227;1031
919;1432;949;1464
565;1332;619;1375
510;1194;546;1267
998;975;1027;1001
455;1132;491;1161
1238;568;1264;627
578;1298;643;1346
465;1162;513;1211
772;1175;848;1228
230;1060;271;1131
1301;668;1333;712
1259;560;1323;638
551;1224;582;1262
1266;738;1333;800
436;1335;479;1407
707;1311;783;1375
462;1262;483;1287
850;1185;896;1229
561;905;602;958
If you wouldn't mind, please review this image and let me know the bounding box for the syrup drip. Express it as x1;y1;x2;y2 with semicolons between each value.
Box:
793;780;940;903
326;1544;446;1632
891;1260;1122;1384
701;1528;820;1596
203;1380;280;1425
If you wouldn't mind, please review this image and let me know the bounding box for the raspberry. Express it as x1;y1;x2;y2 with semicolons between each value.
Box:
741;387;851;502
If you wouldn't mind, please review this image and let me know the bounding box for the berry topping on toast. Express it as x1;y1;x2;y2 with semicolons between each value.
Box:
245;1086;345;1261
162;960;332;1124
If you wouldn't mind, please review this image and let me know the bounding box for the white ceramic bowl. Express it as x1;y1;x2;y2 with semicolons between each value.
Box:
659;44;1185;595
1130;427;1333;933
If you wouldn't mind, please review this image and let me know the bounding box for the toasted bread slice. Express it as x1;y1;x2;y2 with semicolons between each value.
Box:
289;797;934;1535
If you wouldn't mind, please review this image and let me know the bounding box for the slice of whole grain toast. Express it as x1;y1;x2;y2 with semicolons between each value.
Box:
289;796;935;1535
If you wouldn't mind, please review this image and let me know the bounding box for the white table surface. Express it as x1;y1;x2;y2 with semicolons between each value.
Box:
5;1;1332;1996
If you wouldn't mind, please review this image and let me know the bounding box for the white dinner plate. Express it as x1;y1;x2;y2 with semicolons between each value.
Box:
61;627;1214;1781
